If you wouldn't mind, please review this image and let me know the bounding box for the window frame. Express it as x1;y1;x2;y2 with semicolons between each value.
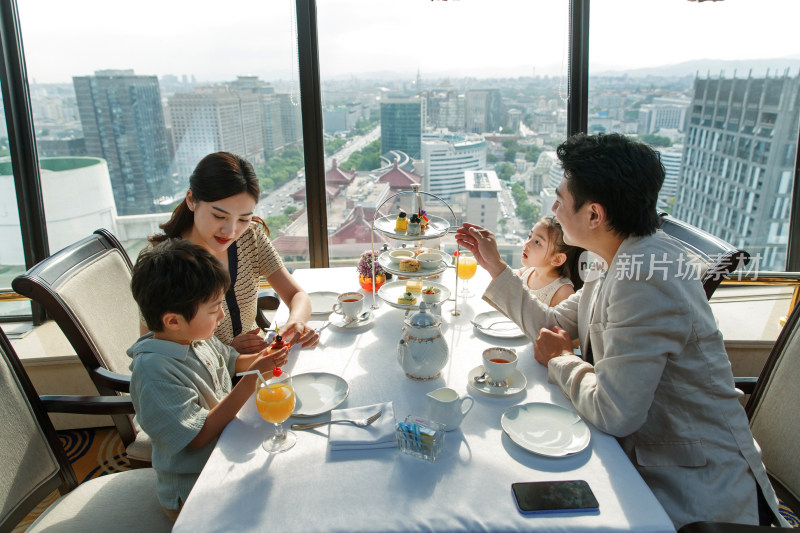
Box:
2;0;800;323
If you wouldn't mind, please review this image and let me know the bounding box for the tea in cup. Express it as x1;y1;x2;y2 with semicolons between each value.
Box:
482;347;518;386
332;292;364;321
426;387;474;431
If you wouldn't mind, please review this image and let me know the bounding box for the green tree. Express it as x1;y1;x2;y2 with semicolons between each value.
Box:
324;137;347;156
256;148;304;193
510;182;527;204
487;153;498;163
525;145;542;162
504;149;516;162
341;138;381;171
265;214;291;231
283;205;298;216
638;134;672;147
516;202;540;229
495;162;515;181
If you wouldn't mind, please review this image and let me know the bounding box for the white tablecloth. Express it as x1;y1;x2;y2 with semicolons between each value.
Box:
173;267;675;533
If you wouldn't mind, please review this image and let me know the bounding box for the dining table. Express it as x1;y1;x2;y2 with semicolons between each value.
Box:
172;266;675;533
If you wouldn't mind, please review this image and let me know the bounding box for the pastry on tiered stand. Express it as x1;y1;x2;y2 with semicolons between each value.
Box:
395;211;408;232
398;291;417;305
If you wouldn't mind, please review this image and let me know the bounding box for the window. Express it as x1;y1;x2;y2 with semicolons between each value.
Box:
0;99;28;318
590;0;800;271
317;0;568;267
15;0;307;273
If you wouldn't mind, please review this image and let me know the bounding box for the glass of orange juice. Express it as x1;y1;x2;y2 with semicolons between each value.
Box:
456;252;478;298
256;370;296;453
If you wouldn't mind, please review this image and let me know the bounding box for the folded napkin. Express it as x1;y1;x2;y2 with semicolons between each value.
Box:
328;401;396;451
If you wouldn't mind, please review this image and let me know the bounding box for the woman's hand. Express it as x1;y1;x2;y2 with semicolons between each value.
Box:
279;320;320;348
534;326;573;366
454;223;507;278
231;329;270;354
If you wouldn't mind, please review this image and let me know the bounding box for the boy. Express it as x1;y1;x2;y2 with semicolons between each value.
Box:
128;238;288;522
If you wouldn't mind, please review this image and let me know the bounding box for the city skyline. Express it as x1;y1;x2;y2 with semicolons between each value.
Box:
17;0;800;84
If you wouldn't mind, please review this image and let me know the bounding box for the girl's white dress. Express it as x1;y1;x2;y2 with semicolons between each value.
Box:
518;267;573;306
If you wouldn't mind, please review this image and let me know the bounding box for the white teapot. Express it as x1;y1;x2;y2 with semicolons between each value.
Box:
397;302;449;380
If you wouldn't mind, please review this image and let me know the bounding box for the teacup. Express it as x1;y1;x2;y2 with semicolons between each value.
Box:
482;347;518;386
332;292;364;321
426;387;474;431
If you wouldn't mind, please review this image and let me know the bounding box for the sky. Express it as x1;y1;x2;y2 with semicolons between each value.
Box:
18;0;800;85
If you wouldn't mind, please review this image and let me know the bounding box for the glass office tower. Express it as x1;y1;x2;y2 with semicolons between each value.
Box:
73;70;171;216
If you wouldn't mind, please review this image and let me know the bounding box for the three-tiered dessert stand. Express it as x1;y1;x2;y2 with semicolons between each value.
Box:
368;184;463;316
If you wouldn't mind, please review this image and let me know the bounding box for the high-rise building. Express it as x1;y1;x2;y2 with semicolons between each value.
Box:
276;94;302;147
421;133;487;199
169;87;264;180
381;97;423;158
675;74;800;270
420;90;465;132
656;144;683;211
463;170;502;233
465;89;503;133
73;69;171;215
637;97;690;134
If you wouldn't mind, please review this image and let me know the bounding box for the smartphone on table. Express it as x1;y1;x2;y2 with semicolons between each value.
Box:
511;480;599;515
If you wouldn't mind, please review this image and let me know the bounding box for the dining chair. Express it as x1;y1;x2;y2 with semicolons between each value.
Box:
657;211;750;300
257;289;281;331
11;228;151;466
0;326;172;533
678;301;800;532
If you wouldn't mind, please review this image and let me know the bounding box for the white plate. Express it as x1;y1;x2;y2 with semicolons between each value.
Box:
291;372;349;417
472;311;526;339
377;280;450;310
467;365;527;397
378;251;447;277
308;291;338;316
501;402;591;457
373;214;450;240
330;310;375;330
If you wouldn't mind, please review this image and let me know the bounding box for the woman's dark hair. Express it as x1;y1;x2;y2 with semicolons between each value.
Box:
556;133;664;237
132;239;231;332
538;215;584;291
149;152;268;244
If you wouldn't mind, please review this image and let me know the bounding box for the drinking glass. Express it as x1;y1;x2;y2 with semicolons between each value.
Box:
456;254;478;298
255;372;296;453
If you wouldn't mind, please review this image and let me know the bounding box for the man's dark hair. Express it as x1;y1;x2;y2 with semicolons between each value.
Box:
132;239;230;332
556;133;664;237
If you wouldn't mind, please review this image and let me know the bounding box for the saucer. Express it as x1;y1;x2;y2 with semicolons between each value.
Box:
467;365;526;397
330;311;375;330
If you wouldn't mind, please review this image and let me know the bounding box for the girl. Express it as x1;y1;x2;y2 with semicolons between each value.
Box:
517;215;584;306
146;152;319;353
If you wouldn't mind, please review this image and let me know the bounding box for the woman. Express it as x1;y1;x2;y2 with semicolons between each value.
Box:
146;152;318;352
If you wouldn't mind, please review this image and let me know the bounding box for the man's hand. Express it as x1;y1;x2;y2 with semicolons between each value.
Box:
453;223;507;278
534;326;573;366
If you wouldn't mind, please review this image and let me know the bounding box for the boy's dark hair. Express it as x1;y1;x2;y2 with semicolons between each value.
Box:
132;239;230;332
556;133;664;237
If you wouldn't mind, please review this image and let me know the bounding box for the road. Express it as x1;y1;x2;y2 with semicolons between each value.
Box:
256;126;381;220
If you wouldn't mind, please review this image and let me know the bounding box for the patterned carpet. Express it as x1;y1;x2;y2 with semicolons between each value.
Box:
12;427;132;533
10;427;799;530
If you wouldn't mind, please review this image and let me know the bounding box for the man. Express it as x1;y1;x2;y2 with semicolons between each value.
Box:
455;133;786;529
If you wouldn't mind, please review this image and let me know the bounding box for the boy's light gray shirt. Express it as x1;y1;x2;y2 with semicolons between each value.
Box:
127;333;239;509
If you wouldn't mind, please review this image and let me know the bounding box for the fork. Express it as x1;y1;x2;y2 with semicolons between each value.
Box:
290;410;383;431
474;319;516;330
